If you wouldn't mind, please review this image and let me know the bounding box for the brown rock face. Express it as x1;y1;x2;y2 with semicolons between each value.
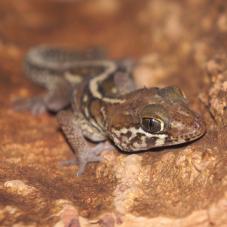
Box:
0;0;226;226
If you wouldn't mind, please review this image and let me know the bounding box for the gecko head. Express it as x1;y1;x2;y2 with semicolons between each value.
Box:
138;86;206;149
111;86;206;152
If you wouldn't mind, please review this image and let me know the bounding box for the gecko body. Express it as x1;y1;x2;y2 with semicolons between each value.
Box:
17;46;206;175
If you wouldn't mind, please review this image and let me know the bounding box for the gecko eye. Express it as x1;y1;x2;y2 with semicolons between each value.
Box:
141;118;162;133
140;104;167;133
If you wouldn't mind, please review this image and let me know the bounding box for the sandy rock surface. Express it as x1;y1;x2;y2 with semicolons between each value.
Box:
0;0;226;226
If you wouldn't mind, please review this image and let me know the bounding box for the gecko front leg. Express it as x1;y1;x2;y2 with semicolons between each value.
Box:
57;110;114;176
113;60;136;95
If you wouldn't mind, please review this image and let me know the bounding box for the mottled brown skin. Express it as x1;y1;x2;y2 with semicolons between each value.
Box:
15;46;206;175
82;87;206;152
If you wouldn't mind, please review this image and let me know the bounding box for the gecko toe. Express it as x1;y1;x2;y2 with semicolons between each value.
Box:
59;159;79;167
13;97;47;115
75;145;108;176
76;163;86;176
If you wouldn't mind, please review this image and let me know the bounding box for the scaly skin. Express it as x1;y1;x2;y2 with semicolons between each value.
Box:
15;46;206;175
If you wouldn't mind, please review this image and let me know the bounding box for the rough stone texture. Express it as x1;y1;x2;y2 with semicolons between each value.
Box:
203;54;227;126
0;0;226;226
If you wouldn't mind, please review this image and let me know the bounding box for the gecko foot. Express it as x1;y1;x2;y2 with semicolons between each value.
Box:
13;96;47;115
59;142;113;176
75;142;113;176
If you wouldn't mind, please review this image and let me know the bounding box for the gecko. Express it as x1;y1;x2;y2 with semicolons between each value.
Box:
16;46;206;175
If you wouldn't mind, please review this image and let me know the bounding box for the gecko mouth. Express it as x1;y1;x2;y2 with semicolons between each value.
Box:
168;132;204;145
167;119;206;145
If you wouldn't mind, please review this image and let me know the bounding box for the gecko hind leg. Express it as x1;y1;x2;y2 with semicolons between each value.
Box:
14;79;73;115
57;110;114;176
